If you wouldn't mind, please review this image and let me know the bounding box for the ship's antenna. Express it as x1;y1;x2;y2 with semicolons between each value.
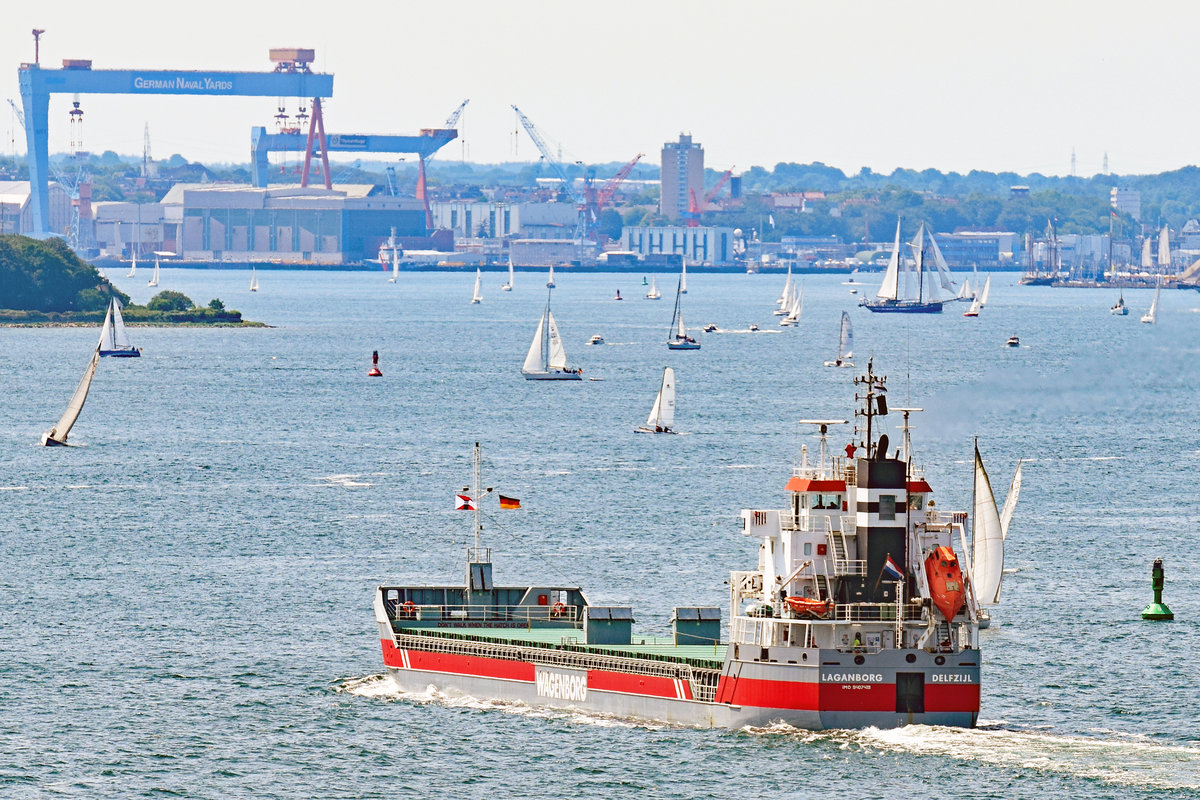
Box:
798;419;849;477
473;441;482;556
853;360;887;459
893;406;923;478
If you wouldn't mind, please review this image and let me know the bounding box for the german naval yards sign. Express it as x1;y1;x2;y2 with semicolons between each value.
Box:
131;74;236;93
535;666;587;702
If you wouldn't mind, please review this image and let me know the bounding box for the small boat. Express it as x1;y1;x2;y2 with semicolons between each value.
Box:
98;297;141;358
785;596;833;619
823;311;854;368
126;248;137;278
1110;291;1128;315
702;324;718;333
961;275;990;317
645;278;661;300
774;266;793;315
501;257;514;291
614;290;623;301
41;345;101;446
635;367;677;434
680;263;688;294
667;278;700;350
1005;335;1020;347
924;545;966;623
249;266;259;293
1141;278;1161;324
146;254;160;287
849;288;858;294
587;335;605;346
779;283;803;326
546;264;556;289
748;324;759;332
471;269;483;304
521;289;582;380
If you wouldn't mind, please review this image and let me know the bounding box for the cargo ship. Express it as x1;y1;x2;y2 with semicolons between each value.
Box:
374;362;983;729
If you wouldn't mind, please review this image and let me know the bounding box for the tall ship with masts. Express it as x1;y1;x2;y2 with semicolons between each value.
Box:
374;364;1000;730
861;220;955;313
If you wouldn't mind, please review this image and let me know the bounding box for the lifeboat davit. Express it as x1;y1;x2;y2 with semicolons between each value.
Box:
786;596;834;618
924;545;965;622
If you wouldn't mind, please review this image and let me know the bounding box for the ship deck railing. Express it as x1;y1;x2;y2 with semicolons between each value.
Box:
389;627;724;703
389;602;582;625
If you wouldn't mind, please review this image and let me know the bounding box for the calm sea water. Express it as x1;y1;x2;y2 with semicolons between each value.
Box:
3;269;1199;798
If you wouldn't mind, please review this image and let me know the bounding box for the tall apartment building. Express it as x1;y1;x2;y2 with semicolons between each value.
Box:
660;134;704;221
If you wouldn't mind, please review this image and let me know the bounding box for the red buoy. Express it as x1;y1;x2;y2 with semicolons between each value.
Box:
368;350;383;377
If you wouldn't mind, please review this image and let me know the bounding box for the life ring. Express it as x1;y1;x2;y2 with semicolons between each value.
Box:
401;600;416;616
551;602;566;618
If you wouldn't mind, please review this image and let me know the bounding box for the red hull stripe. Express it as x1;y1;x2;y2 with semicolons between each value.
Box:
587;670;679;699
381;640;534;682
924;683;980;712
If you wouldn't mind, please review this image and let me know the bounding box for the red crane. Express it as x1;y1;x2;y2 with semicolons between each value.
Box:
686;168;734;227
595;153;644;209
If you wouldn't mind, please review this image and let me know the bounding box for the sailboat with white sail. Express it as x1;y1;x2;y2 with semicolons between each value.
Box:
1140;235;1154;274
645;277;661;300
774;265;793;315
962;275;991;318
471;269;483;304
861;219;953;313
680;263;688;294
126;245;137;278
635;367;677;434
1158;225;1172;274
98;297;141;358
382;228;400;283
41;345;101;446
1141;277;1161;323
146;253;160;287
823;311;854;367
971;444;1023;625
546;264;556;288
502;258;514;291
1110;290;1128;315
521;289;581;380
779;282;803;326
249;267;259;293
667;278;700;350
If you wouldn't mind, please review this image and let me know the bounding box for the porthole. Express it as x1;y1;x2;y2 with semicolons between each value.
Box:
905;653;916;663
854;655;865;666
935;655;946;665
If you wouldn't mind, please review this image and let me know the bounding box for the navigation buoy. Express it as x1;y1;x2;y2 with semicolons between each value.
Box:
368;350;383;377
1140;558;1174;620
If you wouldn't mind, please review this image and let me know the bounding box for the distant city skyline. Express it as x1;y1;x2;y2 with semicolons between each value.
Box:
2;1;1196;178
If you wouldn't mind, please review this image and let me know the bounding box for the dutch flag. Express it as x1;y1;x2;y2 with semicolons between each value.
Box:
882;555;904;581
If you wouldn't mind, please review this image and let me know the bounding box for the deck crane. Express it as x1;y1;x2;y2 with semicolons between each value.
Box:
415;98;470;228
686;167;734;227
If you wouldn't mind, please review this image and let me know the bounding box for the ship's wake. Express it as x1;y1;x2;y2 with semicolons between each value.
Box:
742;720;1200;790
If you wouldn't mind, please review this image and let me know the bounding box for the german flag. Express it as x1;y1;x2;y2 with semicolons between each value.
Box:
498;494;521;509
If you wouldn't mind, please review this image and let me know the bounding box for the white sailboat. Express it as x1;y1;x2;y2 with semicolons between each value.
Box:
962;275;991;317
862;219;952;313
645;277;661;300
471;269;483;304
147;255;160;287
779;283;803;326
98;297;140;358
126;247;137;278
680;263;688;294
667;278;700;350
971;446;1023;620
774;265;793;315
635;367;677;434
1158;225;1172;273
1110;290;1128;315
249;267;259;293
823;311;854;367
1141;278;1161;323
41;345;101;446
546;264;556;289
502;258;514;291
521;289;581;380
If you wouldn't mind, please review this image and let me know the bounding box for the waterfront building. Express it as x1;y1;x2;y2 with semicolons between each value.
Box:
622;225;735;266
659;134;704;222
0;181;71;236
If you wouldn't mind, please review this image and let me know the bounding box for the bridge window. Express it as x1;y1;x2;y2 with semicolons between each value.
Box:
879;495;896;520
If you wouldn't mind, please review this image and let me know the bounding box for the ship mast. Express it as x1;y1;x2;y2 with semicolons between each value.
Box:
473;441;482;555
854;360;888;458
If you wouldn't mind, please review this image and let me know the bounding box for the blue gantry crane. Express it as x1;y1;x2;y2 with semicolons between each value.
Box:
18;41;334;237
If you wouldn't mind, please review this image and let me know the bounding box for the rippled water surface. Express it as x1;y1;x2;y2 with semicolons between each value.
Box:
3;270;1199;798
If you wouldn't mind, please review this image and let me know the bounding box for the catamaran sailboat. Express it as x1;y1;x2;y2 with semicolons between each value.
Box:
1141;278;1161;323
823;311;854;367
667;278;700;350
502;258;514;291
41;345;101;446
635;367;677;434
861;219;954;313
471;269;483;304
98;297;141;358
521;289;582;380
645;278;661;300
971;444;1023;626
962;275;991;317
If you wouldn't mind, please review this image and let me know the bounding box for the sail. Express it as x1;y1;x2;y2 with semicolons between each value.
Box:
978;275;991;307
646;367;676;429
522;312;546;373
778;265;793;306
46;347;100;444
99;300;116;351
546;311;568;369
392;251;399;281
972;444;1005;605
877;219;902;300
838;311;853;359
1180;256;1200;283
909;224;926;301
508;258;515;287
999;460;1022;538
957;277;972;300
111;299;132;349
472;269;483;302
785;286;803;323
966;293;982;316
547;264;555;287
924;230;956;293
680;263;687;293
1159;225;1171;270
1141;237;1154;269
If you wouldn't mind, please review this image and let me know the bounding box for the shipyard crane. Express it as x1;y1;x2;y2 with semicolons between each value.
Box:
511;105;582;205
415;99;469;226
686;167;734;227
595;153;644;210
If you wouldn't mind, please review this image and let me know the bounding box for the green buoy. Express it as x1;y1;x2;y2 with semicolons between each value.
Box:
1141;558;1175;621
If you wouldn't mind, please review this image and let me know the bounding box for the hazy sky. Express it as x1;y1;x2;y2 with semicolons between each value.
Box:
2;1;1195;178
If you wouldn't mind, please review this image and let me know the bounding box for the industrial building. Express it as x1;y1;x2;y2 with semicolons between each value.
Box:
659;134;704;222
0;181;72;236
429;200;579;241
622;225;735;266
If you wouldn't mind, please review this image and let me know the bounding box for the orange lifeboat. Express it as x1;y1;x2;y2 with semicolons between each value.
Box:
786;596;834;618
924;545;965;622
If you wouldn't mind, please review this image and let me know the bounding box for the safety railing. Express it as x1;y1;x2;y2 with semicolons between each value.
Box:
389;602;581;625
833;559;866;576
